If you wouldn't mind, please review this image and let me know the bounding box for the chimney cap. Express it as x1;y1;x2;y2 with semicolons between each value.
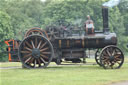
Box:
102;6;108;8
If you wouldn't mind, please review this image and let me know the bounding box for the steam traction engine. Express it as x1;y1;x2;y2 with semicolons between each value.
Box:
5;7;124;69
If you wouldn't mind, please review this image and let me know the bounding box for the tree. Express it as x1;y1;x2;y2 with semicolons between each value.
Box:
0;11;14;61
43;0;103;29
118;0;128;36
118;0;128;52
109;7;127;51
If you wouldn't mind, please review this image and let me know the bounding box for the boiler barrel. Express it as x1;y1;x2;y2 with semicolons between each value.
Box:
54;33;117;49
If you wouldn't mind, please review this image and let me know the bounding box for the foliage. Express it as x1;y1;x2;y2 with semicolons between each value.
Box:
118;0;128;36
43;0;103;30
109;7;126;51
0;0;45;39
118;0;128;52
0;11;14;61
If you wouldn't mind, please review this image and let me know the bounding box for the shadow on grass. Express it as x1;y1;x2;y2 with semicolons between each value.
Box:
46;64;103;70
2;62;127;70
18;64;103;70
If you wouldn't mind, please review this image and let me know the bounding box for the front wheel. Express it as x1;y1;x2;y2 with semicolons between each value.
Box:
100;45;124;69
95;49;102;66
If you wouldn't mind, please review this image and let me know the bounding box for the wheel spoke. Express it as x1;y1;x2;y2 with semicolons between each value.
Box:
29;57;34;63
23;53;32;58
21;51;31;54
25;41;33;48
40;47;49;52
114;54;121;58
31;40;35;48
40;57;47;64
37;40;42;49
106;48;111;56
35;37;38;48
115;58;122;61
42;52;51;55
37;58;41;67
102;56;109;59
103;51;108;56
40;54;49;59
112;49;116;56
102;58;109;62
110;47;113;54
39;42;47;49
34;59;37;68
25;57;31;63
24;47;32;52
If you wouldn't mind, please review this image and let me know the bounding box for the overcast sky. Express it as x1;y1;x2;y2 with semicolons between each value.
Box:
41;0;46;2
103;0;121;7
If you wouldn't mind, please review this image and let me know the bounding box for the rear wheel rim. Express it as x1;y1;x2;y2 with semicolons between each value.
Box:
24;27;49;38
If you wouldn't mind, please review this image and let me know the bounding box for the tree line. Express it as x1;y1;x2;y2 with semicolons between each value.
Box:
0;0;128;61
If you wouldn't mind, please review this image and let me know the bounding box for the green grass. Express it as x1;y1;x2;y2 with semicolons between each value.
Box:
0;62;22;67
0;58;128;85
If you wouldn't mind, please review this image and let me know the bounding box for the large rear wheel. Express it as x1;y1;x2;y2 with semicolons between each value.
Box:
18;35;54;69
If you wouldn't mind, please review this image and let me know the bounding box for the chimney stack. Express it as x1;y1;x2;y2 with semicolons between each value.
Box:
102;6;109;33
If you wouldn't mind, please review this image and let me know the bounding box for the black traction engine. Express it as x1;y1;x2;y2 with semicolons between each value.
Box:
5;6;124;69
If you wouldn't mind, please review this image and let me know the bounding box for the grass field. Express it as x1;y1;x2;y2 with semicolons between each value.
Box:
0;58;128;85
